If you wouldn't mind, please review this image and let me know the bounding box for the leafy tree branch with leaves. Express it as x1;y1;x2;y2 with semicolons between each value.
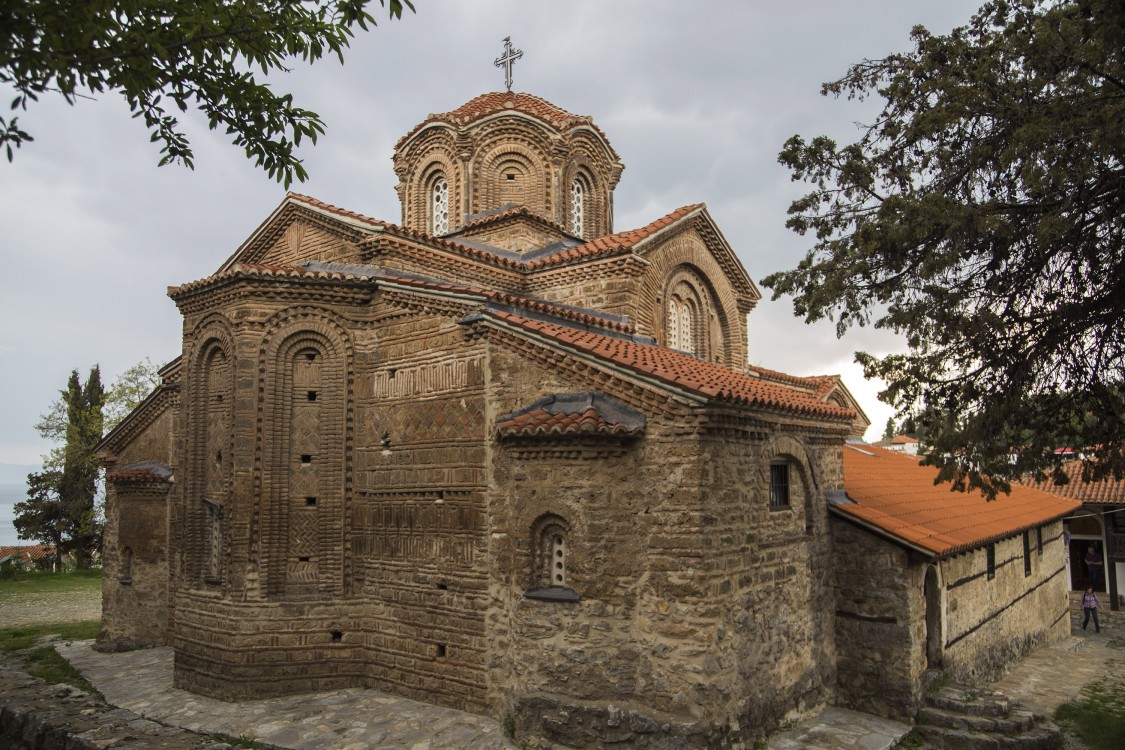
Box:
0;0;413;185
764;0;1124;496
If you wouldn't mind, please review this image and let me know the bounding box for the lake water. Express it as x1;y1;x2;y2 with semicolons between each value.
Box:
1;482;26;547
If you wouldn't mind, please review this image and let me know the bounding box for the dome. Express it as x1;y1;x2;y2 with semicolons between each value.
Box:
392;92;623;240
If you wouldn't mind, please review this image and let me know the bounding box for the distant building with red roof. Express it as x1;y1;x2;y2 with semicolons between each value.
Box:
0;544;57;569
873;433;920;455
1027;460;1125;608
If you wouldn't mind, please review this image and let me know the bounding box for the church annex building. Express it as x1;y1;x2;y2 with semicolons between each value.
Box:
97;90;1080;748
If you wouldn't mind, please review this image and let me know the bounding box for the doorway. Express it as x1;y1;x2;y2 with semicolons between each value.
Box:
1068;513;1106;592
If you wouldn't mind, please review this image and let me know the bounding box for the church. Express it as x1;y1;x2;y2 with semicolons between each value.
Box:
96;75;1079;748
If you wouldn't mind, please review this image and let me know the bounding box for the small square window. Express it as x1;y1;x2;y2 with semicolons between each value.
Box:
769;461;790;509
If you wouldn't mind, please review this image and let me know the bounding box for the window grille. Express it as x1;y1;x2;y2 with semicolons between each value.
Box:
570;180;584;236
769;461;790;509
431;177;449;235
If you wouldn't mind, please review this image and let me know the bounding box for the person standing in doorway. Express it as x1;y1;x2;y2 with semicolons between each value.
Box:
1081;587;1104;633
1085;545;1104;591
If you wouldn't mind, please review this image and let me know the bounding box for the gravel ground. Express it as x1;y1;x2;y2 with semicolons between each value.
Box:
0;588;102;627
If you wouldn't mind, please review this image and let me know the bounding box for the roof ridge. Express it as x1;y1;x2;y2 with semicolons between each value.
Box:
479;310;856;420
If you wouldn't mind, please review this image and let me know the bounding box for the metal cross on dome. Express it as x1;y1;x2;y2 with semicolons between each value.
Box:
494;36;523;92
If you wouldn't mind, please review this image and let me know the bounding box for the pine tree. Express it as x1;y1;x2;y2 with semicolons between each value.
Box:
14;367;105;568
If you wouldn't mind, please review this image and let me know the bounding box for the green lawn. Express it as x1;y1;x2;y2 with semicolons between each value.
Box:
1055;673;1125;750
0;619;102;697
0;569;101;598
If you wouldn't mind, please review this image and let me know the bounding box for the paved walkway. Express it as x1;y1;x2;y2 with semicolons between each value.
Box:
56;642;514;750
765;707;910;750
990;607;1125;718
53;605;1123;750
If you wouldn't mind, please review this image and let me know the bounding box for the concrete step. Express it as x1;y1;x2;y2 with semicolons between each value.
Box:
917;725;1001;750
996;722;1061;750
927;685;1010;717
917;705;1035;734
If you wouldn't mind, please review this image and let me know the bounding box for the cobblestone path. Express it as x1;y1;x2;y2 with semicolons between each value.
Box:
58;641;515;750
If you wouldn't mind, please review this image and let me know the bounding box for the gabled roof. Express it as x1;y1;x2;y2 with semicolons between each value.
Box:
524;204;701;270
202;194;758;300
450;203;575;238
172;262;638;337
107;461;174;485
835;444;1080;558
478;310;855;421
1026;460;1125;506
96;358;181;457
220;193;389;272
497;393;646;439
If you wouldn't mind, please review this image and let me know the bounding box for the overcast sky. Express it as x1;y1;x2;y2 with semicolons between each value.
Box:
0;1;987;541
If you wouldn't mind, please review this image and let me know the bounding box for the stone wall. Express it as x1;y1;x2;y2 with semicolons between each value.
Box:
940;520;1070;684
832;520;925;719
169;292;494;712
483;338;847;746
99;406;176;651
832;518;1071;719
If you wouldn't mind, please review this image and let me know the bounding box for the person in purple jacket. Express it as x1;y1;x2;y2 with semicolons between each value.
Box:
1081;587;1104;634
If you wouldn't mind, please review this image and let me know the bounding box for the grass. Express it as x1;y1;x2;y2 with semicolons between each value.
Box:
0;619;103;698
892;728;926;748
0;569;101;598
1054;672;1125;750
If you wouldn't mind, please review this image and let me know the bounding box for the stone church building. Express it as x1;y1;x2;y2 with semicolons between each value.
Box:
97;91;1078;748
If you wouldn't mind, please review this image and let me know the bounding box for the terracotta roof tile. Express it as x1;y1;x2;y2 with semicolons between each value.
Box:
108;469;173;483
526;205;702;270
172;262;636;336
375;271;636;334
1026;460;1125;505
484;310;855;420
171;262;380;297
0;545;54;562
450;203;572;238
838;445;1080;556
286;192;390;230
497;406;644;438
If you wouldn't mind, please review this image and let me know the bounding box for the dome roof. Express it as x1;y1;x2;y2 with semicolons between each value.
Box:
395;92;617;160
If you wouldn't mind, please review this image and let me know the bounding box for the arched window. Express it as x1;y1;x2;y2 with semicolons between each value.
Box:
570;179;585;236
524;514;579;601
668;296;695;354
547;529;567;586
431;177;449;235
532;515;570;588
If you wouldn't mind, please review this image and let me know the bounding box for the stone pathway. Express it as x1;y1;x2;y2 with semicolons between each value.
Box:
56;642;515;750
49;605;1123;750
765;707;911;750
989;607;1125;718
